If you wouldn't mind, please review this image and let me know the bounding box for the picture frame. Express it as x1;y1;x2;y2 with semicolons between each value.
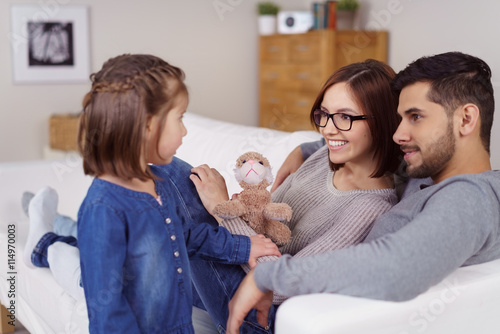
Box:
10;5;90;84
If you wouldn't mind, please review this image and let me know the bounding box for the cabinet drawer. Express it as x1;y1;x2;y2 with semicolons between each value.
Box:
259;89;286;119
260;36;288;62
260;64;288;89
289;35;321;63
260;110;314;132
286;92;317;116
261;64;324;92
259;90;316;132
286;64;324;92
260;34;322;64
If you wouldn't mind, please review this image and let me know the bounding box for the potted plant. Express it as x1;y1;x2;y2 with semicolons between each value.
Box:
257;2;280;35
336;0;359;30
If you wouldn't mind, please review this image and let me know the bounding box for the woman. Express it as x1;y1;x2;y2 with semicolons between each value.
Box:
190;59;402;333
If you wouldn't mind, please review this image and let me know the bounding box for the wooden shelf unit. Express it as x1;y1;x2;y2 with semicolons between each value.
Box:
259;30;388;132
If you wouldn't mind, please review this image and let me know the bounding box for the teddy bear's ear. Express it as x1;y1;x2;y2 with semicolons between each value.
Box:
265;166;274;184
234;166;243;183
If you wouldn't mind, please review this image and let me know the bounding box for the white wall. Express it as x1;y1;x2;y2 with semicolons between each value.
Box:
0;0;305;162
2;0;500;168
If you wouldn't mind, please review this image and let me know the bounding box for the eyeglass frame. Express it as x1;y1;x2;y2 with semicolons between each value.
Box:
312;109;372;131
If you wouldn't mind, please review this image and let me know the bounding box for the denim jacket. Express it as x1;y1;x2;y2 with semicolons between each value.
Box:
78;159;250;333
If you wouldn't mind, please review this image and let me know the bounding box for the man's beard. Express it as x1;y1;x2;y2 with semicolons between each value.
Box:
405;123;455;179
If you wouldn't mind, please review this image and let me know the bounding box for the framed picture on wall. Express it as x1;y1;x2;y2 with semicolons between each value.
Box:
10;5;90;84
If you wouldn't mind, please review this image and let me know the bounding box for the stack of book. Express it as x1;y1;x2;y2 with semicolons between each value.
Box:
312;1;338;30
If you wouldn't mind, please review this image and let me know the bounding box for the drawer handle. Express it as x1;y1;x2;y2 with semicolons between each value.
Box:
296;73;310;79
267;97;280;104
295;100;309;107
267;46;280;53
266;72;279;79
295;45;309;52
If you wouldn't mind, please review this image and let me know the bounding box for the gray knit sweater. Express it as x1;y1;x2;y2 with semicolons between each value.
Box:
221;146;397;303
254;169;500;301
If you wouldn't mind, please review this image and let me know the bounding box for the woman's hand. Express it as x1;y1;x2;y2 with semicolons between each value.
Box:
190;165;229;220
248;234;281;268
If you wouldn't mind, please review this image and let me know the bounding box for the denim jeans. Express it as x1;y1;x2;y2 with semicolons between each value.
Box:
191;260;277;334
32;232;77;267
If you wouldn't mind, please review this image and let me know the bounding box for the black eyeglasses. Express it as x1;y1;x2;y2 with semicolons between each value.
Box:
313;109;371;131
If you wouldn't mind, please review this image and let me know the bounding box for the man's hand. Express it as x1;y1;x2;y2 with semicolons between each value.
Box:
248;235;281;268
271;146;304;193
190;165;229;221
227;269;274;334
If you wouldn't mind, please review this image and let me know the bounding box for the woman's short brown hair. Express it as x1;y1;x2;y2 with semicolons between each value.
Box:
78;54;187;180
309;59;402;177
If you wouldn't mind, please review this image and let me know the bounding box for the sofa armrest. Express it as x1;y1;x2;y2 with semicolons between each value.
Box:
276;258;500;333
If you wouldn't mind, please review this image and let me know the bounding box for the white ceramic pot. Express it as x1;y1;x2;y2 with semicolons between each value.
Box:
336;10;355;30
258;15;277;35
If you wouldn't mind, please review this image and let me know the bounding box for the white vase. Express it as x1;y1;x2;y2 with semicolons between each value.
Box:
258;15;277;35
336;10;355;30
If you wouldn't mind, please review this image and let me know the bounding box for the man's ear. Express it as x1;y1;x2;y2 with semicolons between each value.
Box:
458;103;480;137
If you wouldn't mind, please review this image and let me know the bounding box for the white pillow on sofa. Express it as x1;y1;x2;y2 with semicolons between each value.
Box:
177;113;321;195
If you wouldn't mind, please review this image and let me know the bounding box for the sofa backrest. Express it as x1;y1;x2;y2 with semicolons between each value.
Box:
0;112;321;222
0;157;92;224
177;113;321;195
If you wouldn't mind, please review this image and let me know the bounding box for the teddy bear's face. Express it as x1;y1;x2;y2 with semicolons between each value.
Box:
237;158;267;185
234;152;274;186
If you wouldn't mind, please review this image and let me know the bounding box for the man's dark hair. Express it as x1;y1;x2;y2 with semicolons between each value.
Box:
392;51;494;153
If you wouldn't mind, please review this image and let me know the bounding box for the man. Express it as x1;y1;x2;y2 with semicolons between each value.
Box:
226;51;500;333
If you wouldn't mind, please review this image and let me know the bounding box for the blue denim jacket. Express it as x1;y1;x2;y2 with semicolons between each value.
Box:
78;159;250;333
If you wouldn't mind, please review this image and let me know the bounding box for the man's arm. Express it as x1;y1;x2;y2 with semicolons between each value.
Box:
254;177;500;302
226;181;494;331
300;138;326;159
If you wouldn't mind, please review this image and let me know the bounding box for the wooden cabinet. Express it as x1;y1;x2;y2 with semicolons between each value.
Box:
259;30;388;132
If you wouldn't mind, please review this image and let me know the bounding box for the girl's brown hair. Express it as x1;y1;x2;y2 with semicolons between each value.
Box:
309;59;402;177
78;54;187;180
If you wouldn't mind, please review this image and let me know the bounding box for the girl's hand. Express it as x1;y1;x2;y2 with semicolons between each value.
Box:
190;165;229;218
248;234;281;268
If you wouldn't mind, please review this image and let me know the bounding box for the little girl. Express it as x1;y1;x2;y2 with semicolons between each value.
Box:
23;54;279;333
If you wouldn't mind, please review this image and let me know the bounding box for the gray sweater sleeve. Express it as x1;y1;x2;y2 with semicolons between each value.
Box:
254;173;500;301
299;139;325;160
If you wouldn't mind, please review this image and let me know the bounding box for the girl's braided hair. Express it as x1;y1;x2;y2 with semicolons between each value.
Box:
78;54;187;180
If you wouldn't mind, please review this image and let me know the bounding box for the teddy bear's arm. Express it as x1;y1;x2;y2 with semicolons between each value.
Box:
213;199;247;219
263;203;293;222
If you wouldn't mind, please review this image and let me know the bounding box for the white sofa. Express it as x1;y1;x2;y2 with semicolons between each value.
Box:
0;112;320;333
1;112;499;334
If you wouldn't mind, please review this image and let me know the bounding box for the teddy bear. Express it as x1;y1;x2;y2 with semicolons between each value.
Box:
213;151;292;245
